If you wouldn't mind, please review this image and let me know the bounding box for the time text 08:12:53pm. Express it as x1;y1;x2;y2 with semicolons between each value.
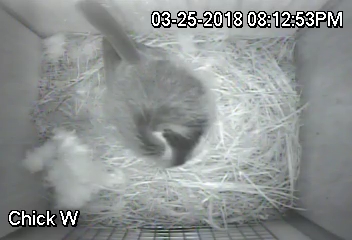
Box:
151;11;343;29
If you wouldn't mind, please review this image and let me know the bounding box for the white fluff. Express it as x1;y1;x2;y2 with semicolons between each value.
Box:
67;35;102;60
43;33;67;61
23;141;56;173
23;128;125;210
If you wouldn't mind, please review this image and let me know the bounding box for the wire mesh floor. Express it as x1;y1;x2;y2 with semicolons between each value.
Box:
63;223;278;240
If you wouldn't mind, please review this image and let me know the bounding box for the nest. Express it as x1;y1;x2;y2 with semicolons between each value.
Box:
30;31;304;229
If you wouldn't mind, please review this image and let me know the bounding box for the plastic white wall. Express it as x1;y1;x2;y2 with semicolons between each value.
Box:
0;5;47;238
295;1;352;239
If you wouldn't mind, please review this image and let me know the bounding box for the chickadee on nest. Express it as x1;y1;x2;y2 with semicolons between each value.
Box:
77;0;215;168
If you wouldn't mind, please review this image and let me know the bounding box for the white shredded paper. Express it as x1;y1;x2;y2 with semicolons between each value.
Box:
31;31;304;228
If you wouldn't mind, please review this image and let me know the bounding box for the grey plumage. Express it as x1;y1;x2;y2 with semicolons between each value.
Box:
76;0;213;168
